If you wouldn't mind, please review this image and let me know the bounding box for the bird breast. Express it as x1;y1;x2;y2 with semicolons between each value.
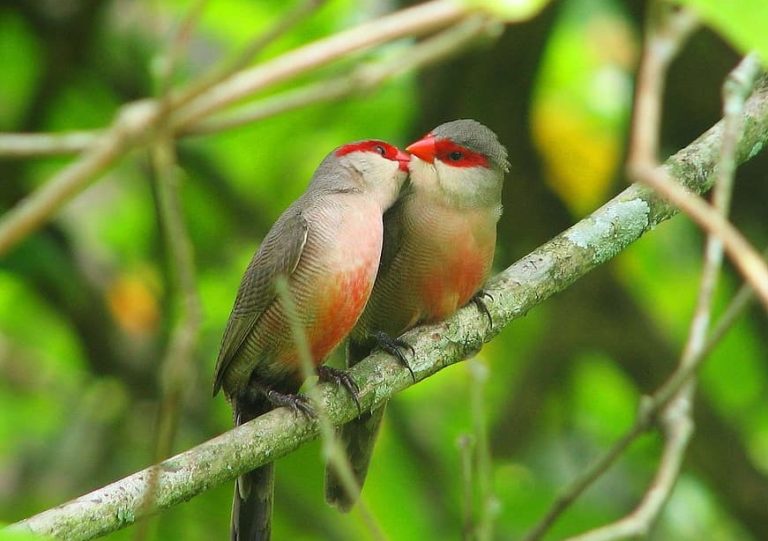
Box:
288;198;383;364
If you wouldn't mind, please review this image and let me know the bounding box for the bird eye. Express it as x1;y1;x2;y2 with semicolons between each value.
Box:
374;145;387;156
449;151;463;161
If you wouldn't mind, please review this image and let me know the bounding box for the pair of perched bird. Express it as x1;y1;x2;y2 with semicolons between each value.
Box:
212;119;509;540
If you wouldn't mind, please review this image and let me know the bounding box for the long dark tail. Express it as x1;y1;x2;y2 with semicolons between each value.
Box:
232;400;273;541
325;340;386;511
325;404;387;511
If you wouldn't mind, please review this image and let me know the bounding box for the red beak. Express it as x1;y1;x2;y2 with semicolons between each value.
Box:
395;148;411;172
406;134;437;164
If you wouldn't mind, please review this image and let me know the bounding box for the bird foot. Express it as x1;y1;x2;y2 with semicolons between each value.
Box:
265;389;314;417
317;365;361;414
373;331;416;382
471;289;494;329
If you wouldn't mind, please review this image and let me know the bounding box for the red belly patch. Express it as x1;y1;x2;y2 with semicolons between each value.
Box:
422;244;489;322
308;265;375;364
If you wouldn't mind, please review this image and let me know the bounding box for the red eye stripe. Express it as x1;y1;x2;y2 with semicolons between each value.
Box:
434;140;489;168
336;140;397;160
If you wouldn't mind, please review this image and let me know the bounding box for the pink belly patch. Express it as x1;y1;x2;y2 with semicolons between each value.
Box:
308;265;374;363
422;245;488;322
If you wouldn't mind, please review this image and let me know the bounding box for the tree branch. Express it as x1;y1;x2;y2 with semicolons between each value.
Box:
625;5;768;310
0;0;476;257
0;131;97;158
186;15;496;136
524;43;764;541
7;73;768;541
169;0;468;130
562;44;763;541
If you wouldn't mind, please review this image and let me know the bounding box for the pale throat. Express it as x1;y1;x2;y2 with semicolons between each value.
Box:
410;157;500;210
345;154;404;211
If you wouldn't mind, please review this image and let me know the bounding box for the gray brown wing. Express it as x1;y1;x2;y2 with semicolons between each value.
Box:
212;208;309;395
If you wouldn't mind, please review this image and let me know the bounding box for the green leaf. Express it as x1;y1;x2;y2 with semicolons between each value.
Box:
677;0;768;62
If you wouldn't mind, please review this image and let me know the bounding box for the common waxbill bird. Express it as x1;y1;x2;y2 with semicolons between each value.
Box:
325;119;508;510
213;139;410;541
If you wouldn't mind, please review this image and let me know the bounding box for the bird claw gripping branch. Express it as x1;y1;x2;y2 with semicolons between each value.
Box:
317;365;361;414
265;388;315;417
373;330;416;382
471;289;494;329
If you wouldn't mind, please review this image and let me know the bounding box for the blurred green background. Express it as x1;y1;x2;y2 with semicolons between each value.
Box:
1;1;767;540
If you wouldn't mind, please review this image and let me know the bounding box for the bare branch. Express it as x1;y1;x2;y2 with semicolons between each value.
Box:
187;15;496;136
627;3;698;166
171;0;329;109
625;2;768;311
0;131;97;158
134;6;208;537
7;78;768;541
0;0;328;159
0;100;162;256
170;0;470;130
626;7;768;309
525;44;764;541
0;0;476;256
565;404;694;541
521;243;765;541
0;13;491;154
629;162;768;310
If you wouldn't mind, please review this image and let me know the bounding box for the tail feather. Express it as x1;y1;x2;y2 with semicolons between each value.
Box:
325;403;387;511
325;339;384;511
232;464;274;541
232;400;273;541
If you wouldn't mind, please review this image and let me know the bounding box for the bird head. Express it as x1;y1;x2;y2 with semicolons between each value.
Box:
406;119;508;209
322;139;410;210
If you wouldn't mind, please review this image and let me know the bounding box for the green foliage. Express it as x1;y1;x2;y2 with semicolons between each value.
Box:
1;1;766;540
677;0;768;62
0;528;52;541
0;13;42;129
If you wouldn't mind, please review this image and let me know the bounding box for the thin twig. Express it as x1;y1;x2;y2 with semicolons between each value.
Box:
469;359;496;541
521;247;765;541
603;45;756;540
572;49;763;541
586;29;750;540
171;0;328;109
274;278;387;541
630;163;768;311
0;131;97;158
566;406;693;541
188;15;495;136
0;100;162;256
636;245;764;427
458;434;476;540
627;2;698;166
171;0;469;130
134;5;208;539
524;45;764;541
0;0;327;159
0;1;474;256
7;82;768;541
626;6;768;310
0;12;490;154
